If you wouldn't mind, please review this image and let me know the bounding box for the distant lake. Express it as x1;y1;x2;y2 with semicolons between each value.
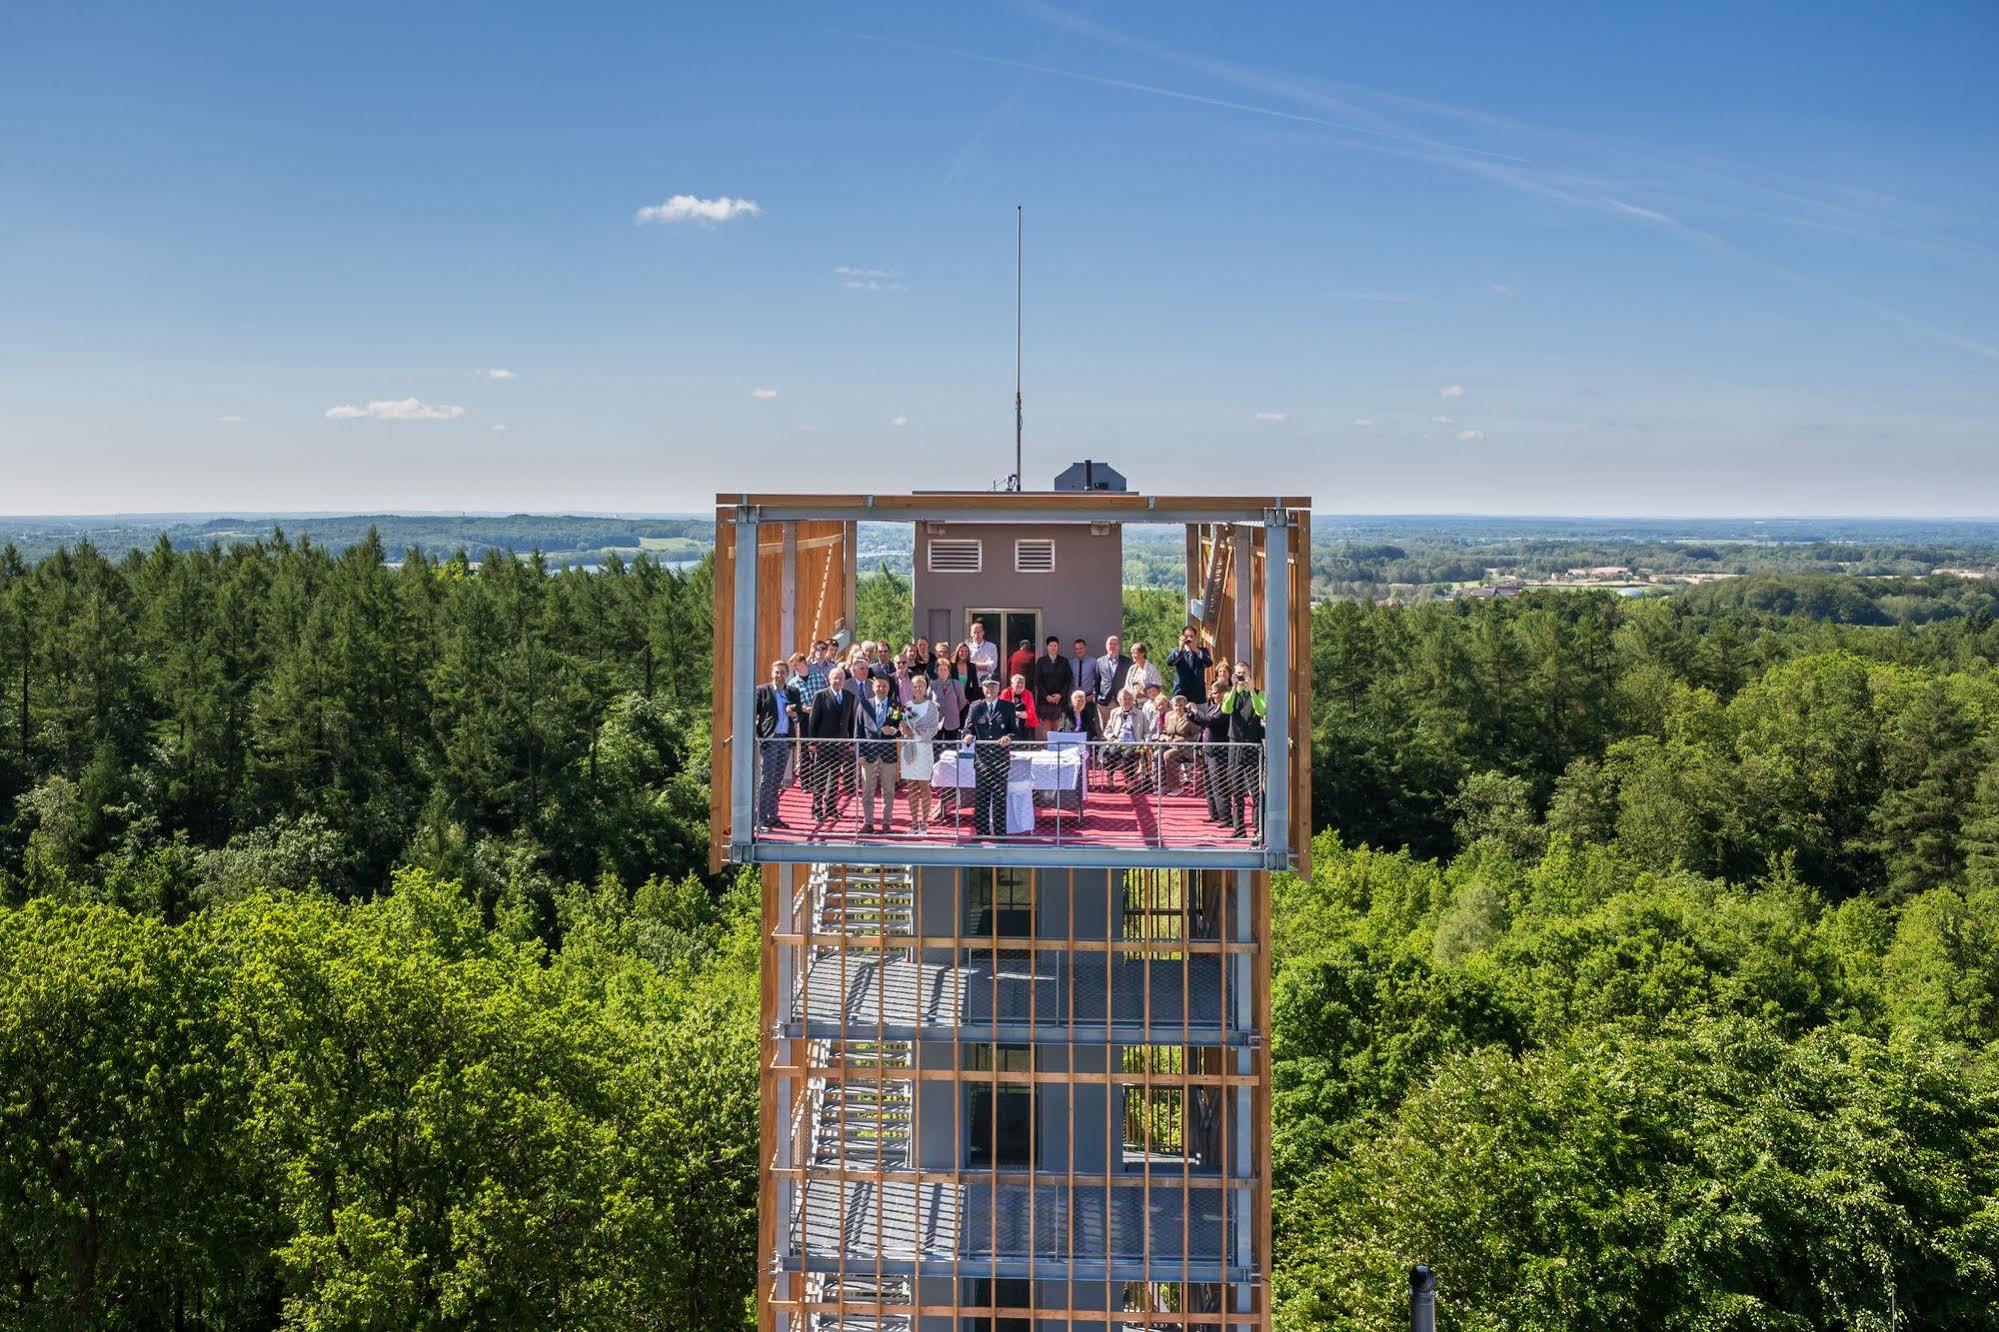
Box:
561;558;701;574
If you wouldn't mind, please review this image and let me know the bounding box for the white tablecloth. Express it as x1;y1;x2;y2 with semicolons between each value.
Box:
1006;780;1036;835
932;747;1085;794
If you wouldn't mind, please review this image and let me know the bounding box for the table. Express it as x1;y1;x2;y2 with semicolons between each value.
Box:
932;748;1086;833
932;747;1085;794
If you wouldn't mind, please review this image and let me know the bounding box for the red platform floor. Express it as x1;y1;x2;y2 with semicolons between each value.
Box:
753;777;1260;851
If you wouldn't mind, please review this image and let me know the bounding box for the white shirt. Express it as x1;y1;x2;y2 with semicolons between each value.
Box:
969;638;999;681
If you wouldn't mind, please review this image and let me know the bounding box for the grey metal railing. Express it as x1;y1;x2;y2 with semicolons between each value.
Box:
746;734;1267;851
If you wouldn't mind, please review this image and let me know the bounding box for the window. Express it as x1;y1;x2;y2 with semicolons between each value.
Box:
927;538;982;574
1013;537;1055;573
966;1046;1036;1169
962;1279;1033;1331
1120;1046;1221;1168
963;1044;1035;1072
966;867;1033;937
1122;1283;1223;1316
967;609;1041;661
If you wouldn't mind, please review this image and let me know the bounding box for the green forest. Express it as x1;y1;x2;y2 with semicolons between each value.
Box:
3;531;1998;1329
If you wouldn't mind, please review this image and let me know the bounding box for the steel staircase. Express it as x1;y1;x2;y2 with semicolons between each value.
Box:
804;1273;914;1332
798;863;917;1330
810;863;915;938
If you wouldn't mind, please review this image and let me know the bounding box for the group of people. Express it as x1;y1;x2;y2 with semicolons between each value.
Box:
753;618;1269;838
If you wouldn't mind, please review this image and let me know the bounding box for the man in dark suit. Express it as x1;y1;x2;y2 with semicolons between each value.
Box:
854;674;901;833
1187;689;1231;825
806;665;860;822
1166;626;1214;705
961;677;1019;836
866;643;898;695
755;659;803;828
1084;634;1133;710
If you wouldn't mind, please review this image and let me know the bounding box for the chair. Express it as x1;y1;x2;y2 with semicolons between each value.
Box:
1006;778;1036;835
1045;732;1087;812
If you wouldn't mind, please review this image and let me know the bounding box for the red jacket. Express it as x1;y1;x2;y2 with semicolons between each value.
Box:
997;686;1039;731
1008;647;1035;685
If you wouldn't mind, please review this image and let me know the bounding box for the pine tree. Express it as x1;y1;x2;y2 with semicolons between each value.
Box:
1963;757;1999;888
1870;679;1980;898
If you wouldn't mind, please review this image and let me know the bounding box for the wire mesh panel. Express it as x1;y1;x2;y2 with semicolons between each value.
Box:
749;737;1268;853
767;865;1270;1330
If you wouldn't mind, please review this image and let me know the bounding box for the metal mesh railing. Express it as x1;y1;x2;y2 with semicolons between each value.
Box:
749;734;1267;850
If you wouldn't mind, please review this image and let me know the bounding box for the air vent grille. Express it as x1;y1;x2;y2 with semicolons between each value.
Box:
926;539;983;574
1014;539;1056;573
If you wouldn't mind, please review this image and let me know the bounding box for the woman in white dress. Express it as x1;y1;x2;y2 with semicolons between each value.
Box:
899;672;944;832
1128;642;1164;695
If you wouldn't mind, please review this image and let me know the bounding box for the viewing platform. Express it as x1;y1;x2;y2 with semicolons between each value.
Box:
708;488;1314;873
748;734;1272;868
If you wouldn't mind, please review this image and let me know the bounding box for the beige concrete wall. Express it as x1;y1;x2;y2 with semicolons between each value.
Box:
913;522;1123;652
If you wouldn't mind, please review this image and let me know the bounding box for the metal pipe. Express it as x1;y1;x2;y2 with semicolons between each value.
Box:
1411;1265;1437;1332
1013;205;1023;493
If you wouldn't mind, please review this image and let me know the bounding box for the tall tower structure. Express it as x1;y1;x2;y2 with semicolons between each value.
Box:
712;481;1311;1330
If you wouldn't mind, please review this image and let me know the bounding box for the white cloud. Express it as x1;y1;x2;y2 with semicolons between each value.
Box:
1353;417;1375;428
479;368;516;380
837;265;903;291
217;415;243;423
1440;384;1466;398
752;387;778;400
1433;415;1455;425
635;194;762;225
889;415;909;427
1490;283;1513;296
491;424;508;432
1457;429;1485;442
1251;410;1287;423
325;398;465;422
1609;199;1677;225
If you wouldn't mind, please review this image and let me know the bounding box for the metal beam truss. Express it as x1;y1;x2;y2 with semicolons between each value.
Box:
759;863;1271;1331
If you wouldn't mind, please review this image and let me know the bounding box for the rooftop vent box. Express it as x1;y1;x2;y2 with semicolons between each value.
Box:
1054;460;1127;492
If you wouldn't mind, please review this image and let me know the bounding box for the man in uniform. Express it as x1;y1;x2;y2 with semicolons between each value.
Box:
961;676;1020;836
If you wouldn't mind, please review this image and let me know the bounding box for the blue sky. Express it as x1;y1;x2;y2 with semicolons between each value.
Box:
2;0;1995;515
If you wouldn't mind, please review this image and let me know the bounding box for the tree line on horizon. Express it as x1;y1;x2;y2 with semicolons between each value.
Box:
1;531;1997;1328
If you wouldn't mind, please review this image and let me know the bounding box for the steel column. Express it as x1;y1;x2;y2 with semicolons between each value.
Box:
731;507;759;856
780;521;798;655
1260;510;1291;867
1232;526;1253;665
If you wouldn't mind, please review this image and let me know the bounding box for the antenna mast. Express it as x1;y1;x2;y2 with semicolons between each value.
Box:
1011;205;1023;492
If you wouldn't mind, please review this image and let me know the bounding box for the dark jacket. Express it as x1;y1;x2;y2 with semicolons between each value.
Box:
1222;687;1268;744
855;691;902;764
755;683;802;739
963;697;1021;745
807;688;859;740
1062;698;1103;742
1166;644;1213;703
1082;653;1133;706
1188;700;1229;744
1030;653;1075;709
